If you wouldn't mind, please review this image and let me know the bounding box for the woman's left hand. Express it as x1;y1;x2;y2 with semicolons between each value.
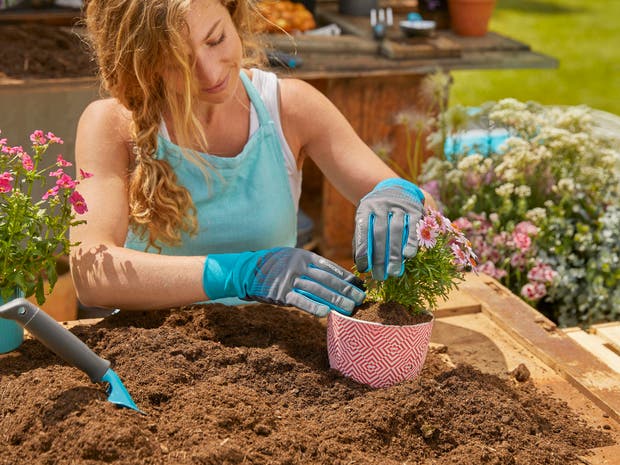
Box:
353;178;425;280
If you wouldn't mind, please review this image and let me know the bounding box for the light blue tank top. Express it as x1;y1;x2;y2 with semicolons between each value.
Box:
125;71;297;257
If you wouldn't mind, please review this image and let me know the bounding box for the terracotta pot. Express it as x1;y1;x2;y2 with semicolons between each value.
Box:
0;289;24;354
326;310;434;388
448;0;496;37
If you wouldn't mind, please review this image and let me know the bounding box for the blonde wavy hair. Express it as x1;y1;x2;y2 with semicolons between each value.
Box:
84;0;266;250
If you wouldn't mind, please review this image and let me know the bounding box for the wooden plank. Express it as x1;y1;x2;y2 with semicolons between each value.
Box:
0;8;81;26
262;33;379;55
459;273;620;424
564;329;620;374
434;287;481;318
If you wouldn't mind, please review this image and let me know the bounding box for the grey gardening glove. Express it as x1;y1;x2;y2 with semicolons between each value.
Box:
354;178;425;280
203;247;366;317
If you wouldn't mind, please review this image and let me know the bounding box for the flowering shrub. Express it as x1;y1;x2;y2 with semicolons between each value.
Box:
419;99;620;326
0;130;91;303
365;208;477;314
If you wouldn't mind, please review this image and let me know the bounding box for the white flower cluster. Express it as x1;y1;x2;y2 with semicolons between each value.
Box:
420;99;620;327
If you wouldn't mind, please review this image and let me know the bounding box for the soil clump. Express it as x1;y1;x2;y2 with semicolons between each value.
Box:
0;304;613;464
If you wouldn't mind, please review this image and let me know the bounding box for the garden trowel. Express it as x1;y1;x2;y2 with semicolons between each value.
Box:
0;298;142;413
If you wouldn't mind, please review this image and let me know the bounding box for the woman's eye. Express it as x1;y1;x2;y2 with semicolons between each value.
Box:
206;33;226;47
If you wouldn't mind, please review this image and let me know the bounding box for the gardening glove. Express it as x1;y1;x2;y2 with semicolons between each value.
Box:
203;247;366;317
354;178;425;280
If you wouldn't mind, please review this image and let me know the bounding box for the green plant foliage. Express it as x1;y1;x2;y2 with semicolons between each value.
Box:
0;130;90;303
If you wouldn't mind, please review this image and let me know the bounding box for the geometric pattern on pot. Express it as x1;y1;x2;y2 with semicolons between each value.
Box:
327;311;434;388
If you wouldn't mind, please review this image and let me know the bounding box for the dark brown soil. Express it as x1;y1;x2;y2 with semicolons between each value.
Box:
0;24;95;79
0;304;613;465
353;301;434;326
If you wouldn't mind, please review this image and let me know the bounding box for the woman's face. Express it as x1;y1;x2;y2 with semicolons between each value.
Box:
185;0;243;105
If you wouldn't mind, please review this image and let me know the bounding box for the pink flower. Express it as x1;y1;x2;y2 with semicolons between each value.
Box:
79;169;94;179
515;221;538;237
478;261;506;280
56;154;72;167
453;217;472;232
0;138;6;146
69;191;88;214
49;168;64;178
0;171;14;193
510;252;527;270
416;216;438;249
56;174;77;189
42;185;60;200
512;231;532;252
521;282;547;301
21;153;34;171
46;132;64;144
30;130;46;145
527;263;557;284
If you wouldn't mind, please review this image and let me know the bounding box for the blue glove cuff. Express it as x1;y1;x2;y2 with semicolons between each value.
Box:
203;252;256;300
373;178;425;204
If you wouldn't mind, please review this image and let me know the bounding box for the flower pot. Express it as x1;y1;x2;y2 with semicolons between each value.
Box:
448;0;496;37
326;310;434;388
0;289;24;354
338;0;378;17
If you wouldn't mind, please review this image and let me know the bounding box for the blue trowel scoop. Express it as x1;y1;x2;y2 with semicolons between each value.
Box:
0;298;142;413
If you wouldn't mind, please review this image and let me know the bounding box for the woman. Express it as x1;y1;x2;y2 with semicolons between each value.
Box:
70;0;428;317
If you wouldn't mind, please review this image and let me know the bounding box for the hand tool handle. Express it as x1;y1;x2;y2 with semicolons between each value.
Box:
0;298;110;382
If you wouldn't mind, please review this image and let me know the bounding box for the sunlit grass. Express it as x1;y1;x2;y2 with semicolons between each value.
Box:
449;0;620;115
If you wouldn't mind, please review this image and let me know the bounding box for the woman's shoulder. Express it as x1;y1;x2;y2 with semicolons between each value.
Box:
78;98;132;142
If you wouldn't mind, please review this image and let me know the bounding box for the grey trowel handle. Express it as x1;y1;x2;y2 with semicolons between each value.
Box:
0;298;111;383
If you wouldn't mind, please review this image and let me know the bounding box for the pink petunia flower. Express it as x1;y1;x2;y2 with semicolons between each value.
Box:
79;169;94;179
30;130;46;145
69;190;88;214
42;185;60;200
56;154;72;167
46;132;64;144
21;153;34;171
0;171;14;193
56;174;77;189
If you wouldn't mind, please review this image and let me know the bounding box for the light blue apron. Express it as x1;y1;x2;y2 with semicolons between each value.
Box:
125;71;297;304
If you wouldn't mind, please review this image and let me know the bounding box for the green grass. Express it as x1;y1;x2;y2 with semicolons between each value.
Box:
449;0;620;115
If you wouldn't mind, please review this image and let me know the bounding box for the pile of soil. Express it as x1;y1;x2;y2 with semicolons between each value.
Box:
0;24;95;79
0;304;614;465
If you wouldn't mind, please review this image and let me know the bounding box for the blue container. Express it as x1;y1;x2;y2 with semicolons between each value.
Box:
0;289;24;354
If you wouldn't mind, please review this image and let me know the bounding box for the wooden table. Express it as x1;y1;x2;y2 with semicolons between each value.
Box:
269;3;558;264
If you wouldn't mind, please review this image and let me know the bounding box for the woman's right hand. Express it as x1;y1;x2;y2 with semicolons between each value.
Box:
203;247;366;317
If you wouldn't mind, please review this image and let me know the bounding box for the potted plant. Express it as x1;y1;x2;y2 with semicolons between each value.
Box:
327;207;476;388
0;129;91;353
447;0;496;37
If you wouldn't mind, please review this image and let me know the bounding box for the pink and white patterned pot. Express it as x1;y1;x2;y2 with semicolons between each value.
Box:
326;310;434;388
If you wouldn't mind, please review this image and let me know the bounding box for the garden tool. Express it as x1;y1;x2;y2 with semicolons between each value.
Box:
0;298;142;413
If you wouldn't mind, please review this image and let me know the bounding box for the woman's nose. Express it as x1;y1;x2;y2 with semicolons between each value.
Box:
195;58;221;87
